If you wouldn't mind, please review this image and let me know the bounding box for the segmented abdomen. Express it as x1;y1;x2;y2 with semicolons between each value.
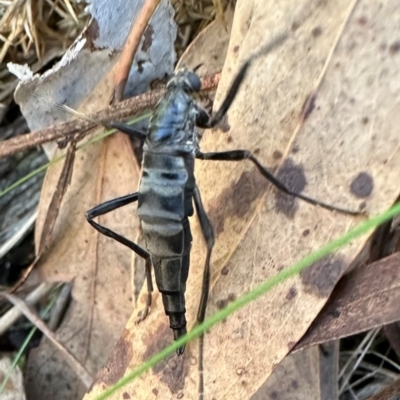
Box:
137;150;195;258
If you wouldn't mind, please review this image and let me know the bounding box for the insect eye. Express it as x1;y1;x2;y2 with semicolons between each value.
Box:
185;72;201;92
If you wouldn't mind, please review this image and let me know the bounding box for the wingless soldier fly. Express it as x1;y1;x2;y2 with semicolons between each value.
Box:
86;48;362;357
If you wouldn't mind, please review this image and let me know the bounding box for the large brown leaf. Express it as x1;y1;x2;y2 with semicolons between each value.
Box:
87;0;400;399
13;1;177;398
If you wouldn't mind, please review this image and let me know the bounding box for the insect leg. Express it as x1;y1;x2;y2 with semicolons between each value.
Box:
193;186;215;323
86;193;153;321
193;185;215;400
108;121;147;140
196;150;361;215
196;59;252;129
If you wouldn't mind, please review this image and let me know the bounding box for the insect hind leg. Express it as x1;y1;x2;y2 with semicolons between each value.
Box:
193;185;215;400
86;192;153;322
196;150;362;215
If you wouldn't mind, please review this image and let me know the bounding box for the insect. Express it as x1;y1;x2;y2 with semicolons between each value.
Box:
85;52;362;356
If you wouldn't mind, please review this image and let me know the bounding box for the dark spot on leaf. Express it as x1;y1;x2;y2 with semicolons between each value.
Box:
143;324;172;371
329;308;341;318
152;388;158;395
228;293;236;302
300;255;345;297
221;266;230;275
271;391;278;399
159;355;186;394
274;159;307;219
208;168;268;234
286;286;298;300
273;150;283;159
140;325;185;391
141;25;154;52
357;16;368;26
359;200;367;210
227;136;233;143
233;45;240;54
122;392;131;399
291;145;300;154
98;329;133;385
301;92;317;120
292;380;299;389
302;229;310;237
389;40;400;55
350;172;373;198
219;115;230;132
216;298;228;309
311;26;323;37
254;148;260;155
361;117;369;124
291;21;300;31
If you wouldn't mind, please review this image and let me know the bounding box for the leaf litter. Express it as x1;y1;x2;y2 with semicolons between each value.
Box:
85;0;400;399
13;0;177;398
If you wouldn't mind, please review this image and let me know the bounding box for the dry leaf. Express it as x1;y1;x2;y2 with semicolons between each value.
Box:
13;1;177;398
252;346;323;400
296;252;400;350
86;0;400;399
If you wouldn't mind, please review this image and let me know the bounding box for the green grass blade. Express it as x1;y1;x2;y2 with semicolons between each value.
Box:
94;201;400;400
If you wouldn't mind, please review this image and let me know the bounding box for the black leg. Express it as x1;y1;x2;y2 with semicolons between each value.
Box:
86;192;153;321
108;121;147;140
193;186;215;323
193;185;215;400
196;150;361;215
196;59;252;129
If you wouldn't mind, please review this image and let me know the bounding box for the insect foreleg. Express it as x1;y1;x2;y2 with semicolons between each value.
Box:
196;150;361;216
86;193;153;321
108;121;147;140
196;60;252;129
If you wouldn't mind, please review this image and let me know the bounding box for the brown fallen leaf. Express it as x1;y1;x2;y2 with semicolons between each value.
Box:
366;375;400;400
296;252;400;350
251;346;327;400
86;0;400;399
14;2;177;399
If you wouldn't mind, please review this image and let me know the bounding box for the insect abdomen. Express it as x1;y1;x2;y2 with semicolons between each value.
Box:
137;151;195;258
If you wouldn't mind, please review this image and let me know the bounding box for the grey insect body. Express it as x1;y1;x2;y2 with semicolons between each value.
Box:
137;73;202;342
86;61;360;357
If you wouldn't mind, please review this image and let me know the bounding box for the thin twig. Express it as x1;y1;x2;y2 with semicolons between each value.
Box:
0;282;56;335
113;0;161;101
0;75;219;158
2;292;93;389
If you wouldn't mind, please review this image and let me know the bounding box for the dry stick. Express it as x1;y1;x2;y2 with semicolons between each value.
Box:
112;0;161;102
48;283;72;331
0;88;163;158
0;282;56;335
9;139;80;292
2;292;93;389
38;139;77;253
0;76;219;159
